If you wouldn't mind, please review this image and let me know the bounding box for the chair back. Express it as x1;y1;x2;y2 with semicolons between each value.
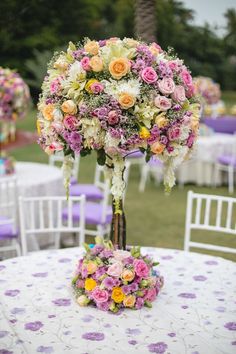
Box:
0;176;17;233
49;152;80;179
184;190;236;254
19;195;85;255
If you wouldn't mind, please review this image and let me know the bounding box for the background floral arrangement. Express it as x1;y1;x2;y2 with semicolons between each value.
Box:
72;238;163;312
0;67;30;123
194;76;221;106
37;37;200;201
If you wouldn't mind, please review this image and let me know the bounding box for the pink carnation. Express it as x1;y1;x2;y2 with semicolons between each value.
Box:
168;125;181;140
181;69;192;86
141;67;158;84
154;95;172;111
172;85;186;103
107;261;123;277
113;249;130;262
134;259;149;278
144;287;157;302
92;287;109;303
81;57;91;71
158;77;175;95
107;110;119;125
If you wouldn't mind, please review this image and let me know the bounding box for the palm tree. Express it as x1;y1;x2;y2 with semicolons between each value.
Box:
134;0;156;42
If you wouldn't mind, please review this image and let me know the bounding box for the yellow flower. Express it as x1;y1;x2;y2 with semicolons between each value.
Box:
118;93;136;109
111;287;125;303
61;100;77;115
150;141;165;155
139;126;150;139
90;56;103;72
86;261;98;274
36;119;42;135
85;79;99;93
124;38;139;48
121;269;135;282
84;278;97;291
42;104;54;121
109;57;130;80
84;40;99;55
123;294;136;308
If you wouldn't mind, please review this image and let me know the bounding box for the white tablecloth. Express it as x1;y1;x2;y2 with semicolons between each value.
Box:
0;247;235;354
15;162;64;197
177;133;236;185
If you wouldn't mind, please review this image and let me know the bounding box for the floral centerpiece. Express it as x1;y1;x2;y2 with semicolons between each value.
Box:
72;237;164;312
0;151;15;176
37;37;200;248
0;67;30;144
194;76;223;117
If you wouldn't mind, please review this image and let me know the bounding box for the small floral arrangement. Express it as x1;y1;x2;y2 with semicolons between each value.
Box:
37;37;200;200
194;76;221;106
0;152;15;176
0;67;30;122
72;238;163;312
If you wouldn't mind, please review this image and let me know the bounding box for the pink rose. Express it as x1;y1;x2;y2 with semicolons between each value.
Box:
81;57;91;71
181;69;192;86
107;261;123;277
186;84;195;98
113;250;130;262
158;77;175;95
172;85;186;103
154;95;172;111
168;60;178;72
63;115;78;130
50;79;60;94
45;142;63;155
92;287;109;303
51;121;63;134
144;287;157;302
90;82;104;94
134;259;149;278
141;67;158;84
168;125;181;140
107;110;119;125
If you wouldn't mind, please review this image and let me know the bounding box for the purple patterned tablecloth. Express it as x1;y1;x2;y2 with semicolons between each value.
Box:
0;247;235;354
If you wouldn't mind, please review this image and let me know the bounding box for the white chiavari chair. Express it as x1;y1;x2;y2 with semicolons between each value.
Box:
19;195;85;255
184;191;236;254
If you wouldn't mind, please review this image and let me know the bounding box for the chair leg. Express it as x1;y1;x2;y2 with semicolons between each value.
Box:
54;232;61;249
214;164;220;187
228;166;234;194
14;240;21;257
97;225;105;238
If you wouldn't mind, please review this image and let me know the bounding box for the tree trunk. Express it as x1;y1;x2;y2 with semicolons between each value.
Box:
134;0;157;43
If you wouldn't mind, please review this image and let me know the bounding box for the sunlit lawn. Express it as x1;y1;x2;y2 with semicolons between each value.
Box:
11;101;236;262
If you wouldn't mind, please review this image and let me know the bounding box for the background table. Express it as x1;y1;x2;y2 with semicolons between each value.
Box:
177;133;236;185
0;247;235;354
15;162;64;197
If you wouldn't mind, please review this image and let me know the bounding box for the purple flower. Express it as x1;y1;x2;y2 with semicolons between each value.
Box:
4;289;20;297
122;285;131;295
82;332;105;341
0;331;8;338
135;297;144;309
52;298;71;307
103;276;116;289
91;244;104;255
126;328;141;335
100;249;113;258
225;322;236;331
69;131;82;144
178;293;196;299
148;342;168;353
129;283;139;292
25;321;43;331
94;266;107;279
10;307;25;315
32;272;48;278
37;346;54;353
96;301;111;311
193;275;207;281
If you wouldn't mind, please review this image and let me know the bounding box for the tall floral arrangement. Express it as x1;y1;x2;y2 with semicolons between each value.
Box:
0;67;30;143
37;37;200;247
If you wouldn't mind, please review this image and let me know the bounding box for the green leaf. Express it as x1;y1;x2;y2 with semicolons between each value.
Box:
144;301;152;308
80;148;91;157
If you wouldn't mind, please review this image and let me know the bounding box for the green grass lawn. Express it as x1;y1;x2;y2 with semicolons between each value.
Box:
11;103;236;262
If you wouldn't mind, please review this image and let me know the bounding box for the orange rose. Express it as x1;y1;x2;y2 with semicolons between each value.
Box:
151;142;165;154
123;295;136;308
61;100;77;115
90;56;103;72
86;261;98;274
191;118;199;132
118;93;135;109
42;104;54;121
84;40;99;55
121;269;135;282
109;58;130;80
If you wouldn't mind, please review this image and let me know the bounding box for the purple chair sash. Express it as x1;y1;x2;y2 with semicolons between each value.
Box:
62;202;112;225
203;116;236;134
218;155;236;167
0;216;17;240
69;184;103;200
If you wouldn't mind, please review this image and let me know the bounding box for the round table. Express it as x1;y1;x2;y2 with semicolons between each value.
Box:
15;162;64;197
177;133;236;185
0;247;235;354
